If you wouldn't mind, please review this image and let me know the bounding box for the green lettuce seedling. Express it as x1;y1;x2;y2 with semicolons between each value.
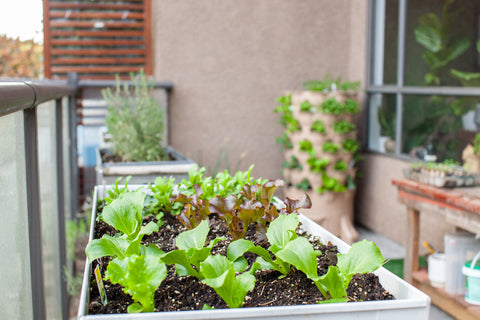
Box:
85;191;159;262
311;239;385;303
322;142;341;153
333;120;356;134
148;176;183;217
200;254;257;308
161;219;224;279
317;173;346;193
307;157;330;173
319;97;344;115
105;249;167;313
342;138;360;153
334;160;348;172
227;238;290;275
283;155;303;170
262;214;385;303
86;190;167;313
336;239;385;289
103;176;132;206
226;213;307;277
344;98;360;114
266;213;315;276
311;119;326;134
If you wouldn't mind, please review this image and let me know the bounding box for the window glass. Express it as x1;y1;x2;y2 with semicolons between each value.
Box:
371;0;398;85
368;93;396;153
405;0;480;87
368;0;480;159
402;95;480;162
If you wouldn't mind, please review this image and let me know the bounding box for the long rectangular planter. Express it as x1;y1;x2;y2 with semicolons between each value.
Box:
78;185;431;320
95;146;196;185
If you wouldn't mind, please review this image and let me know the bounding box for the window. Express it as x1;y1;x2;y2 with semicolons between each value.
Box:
367;0;480;162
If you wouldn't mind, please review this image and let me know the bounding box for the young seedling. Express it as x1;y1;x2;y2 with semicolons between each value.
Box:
200;254;257;308
105;248;167;313
314;239;385;303
161;219;224;279
86;190;167;313
85;191;159;262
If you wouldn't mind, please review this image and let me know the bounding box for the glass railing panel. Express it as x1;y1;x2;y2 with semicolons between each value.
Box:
62;97;72;220
37;101;62;320
0;112;33;319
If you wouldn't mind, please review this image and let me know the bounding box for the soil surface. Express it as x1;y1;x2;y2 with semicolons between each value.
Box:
88;211;394;314
100;148;174;163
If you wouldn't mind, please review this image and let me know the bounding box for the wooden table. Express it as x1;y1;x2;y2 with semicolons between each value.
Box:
392;178;480;320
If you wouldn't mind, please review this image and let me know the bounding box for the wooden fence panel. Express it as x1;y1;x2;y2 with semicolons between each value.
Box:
43;0;152;80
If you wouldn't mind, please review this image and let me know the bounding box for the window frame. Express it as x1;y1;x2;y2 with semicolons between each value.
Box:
365;0;480;156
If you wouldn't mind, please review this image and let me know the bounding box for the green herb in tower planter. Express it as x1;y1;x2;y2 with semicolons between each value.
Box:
97;70;195;185
274;74;361;243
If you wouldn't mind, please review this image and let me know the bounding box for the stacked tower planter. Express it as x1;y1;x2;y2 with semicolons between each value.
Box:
275;79;361;243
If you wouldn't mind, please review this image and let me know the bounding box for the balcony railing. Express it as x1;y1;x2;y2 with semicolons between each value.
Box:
0;79;76;320
0;75;173;320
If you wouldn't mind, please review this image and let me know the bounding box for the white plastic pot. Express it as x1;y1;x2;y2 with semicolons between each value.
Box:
78;185;431;320
428;253;446;288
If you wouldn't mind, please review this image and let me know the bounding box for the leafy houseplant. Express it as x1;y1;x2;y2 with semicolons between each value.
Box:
274;75;361;243
96;70;195;185
78;167;430;319
410;0;478;160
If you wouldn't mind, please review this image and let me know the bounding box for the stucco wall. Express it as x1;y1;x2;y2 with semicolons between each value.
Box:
152;1;368;179
151;1;453;250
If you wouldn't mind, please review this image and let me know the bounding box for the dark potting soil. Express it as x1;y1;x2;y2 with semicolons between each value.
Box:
88;212;394;314
100;149;174;164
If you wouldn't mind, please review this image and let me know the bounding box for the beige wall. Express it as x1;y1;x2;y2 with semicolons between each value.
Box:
151;1;452;250
152;1;368;179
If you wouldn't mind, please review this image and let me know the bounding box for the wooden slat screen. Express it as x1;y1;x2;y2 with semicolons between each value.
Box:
43;0;152;80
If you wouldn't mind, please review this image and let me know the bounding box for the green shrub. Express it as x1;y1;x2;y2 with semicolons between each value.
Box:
103;70;167;162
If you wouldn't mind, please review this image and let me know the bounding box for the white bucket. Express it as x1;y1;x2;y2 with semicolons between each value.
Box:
428;253;446;288
462;251;480;305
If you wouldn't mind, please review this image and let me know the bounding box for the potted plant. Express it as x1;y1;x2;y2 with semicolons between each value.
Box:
96;70;196;185
274;75;361;243
77;166;430;319
377;104;396;153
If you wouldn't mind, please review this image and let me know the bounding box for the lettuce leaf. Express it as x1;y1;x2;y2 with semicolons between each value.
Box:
162;220;224;279
337;239;385;285
200;254;255;308
102;191;146;238
105;254;167;313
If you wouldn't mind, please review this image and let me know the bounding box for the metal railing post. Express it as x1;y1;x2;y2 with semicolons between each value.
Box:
55;97;69;320
68;73;80;215
24;105;46;320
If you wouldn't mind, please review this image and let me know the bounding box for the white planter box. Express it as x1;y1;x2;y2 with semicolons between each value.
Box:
78;185;430;320
96;146;196;185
